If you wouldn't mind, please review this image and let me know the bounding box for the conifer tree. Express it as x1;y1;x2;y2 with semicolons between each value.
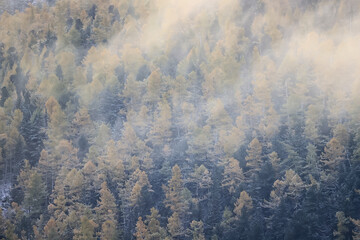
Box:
45;96;68;143
73;216;97;240
190;220;206;240
269;151;280;174
191;164;212;199
222;158;244;193
245;138;262;177
145;208;167;240
104;140;125;184
333;212;349;240
95;182;117;224
167;212;183;239
4;220;18;240
148;99;172;147
233;191;253;218
321;138;345;171
163;165;187;215
23;171;47;219
135;217;149;240
44;218;60;240
100;220;118;240
351;217;360;240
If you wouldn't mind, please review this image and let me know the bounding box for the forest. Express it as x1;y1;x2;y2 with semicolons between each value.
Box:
0;0;360;239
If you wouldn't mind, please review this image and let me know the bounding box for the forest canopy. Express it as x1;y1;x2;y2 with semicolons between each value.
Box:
0;0;360;239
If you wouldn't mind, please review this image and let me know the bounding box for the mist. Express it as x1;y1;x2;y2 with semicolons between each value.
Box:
0;0;360;239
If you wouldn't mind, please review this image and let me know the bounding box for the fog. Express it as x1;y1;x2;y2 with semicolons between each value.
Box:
0;1;360;239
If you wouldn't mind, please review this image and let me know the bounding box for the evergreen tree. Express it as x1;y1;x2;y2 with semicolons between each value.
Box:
44;218;60;240
222;158;244;193
333;212;350;240
190;220;206;240
95;182;117;224
135;217;149;240
23;171;47;219
100;220;118;240
73;216;97;240
145;208;167;240
163;165;188;215
233;191;253;218
245;138;262;178
167;212;183;239
321;138;345;172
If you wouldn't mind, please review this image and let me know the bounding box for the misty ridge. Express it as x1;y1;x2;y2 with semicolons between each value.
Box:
0;0;359;239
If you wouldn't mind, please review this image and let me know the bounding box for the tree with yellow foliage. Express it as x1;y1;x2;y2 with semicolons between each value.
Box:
135;217;149;240
148;99;172;147
146;208;167;240
45;96;68;143
222;158;244;193
73;216;97;240
100;220;118;240
245;138;262;177
163;165;188;215
95;182;117;224
190;220;206;240
320;138;345;172
233;191;253;218
167;212;183;239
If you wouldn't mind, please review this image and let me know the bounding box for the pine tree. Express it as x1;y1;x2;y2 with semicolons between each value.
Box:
264;169;305;209
222;158;244;193
54;140;80;170
17;159;32;193
190;220;205;240
218;126;245;156
122;168;152;237
124;168;152;207
191;164;212;199
148;99;172;147
23;171;47;219
73;216;97;240
233;191;253;217
33;226;43;240
4;220;19;240
187;125;213;157
163;165;187;214
206;98;232;131
64;168;84;202
130;182;142;207
95;182;117;224
145;70;162;104
333;211;349;240
333;124;349;148
104;140;124;183
72;107;93;137
351;217;360;240
220;207;236;238
44;218;60;240
321;138;345;171
269;151;280;174
145;208;167;240
47;193;68;237
306;143;319;175
167;212;183;239
135;217;149;240
245;138;262;177
37;149;57;193
94;124;111;155
100;220;118;240
45;96;68;143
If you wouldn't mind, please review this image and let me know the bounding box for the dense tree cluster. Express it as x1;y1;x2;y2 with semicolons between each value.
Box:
0;0;360;239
